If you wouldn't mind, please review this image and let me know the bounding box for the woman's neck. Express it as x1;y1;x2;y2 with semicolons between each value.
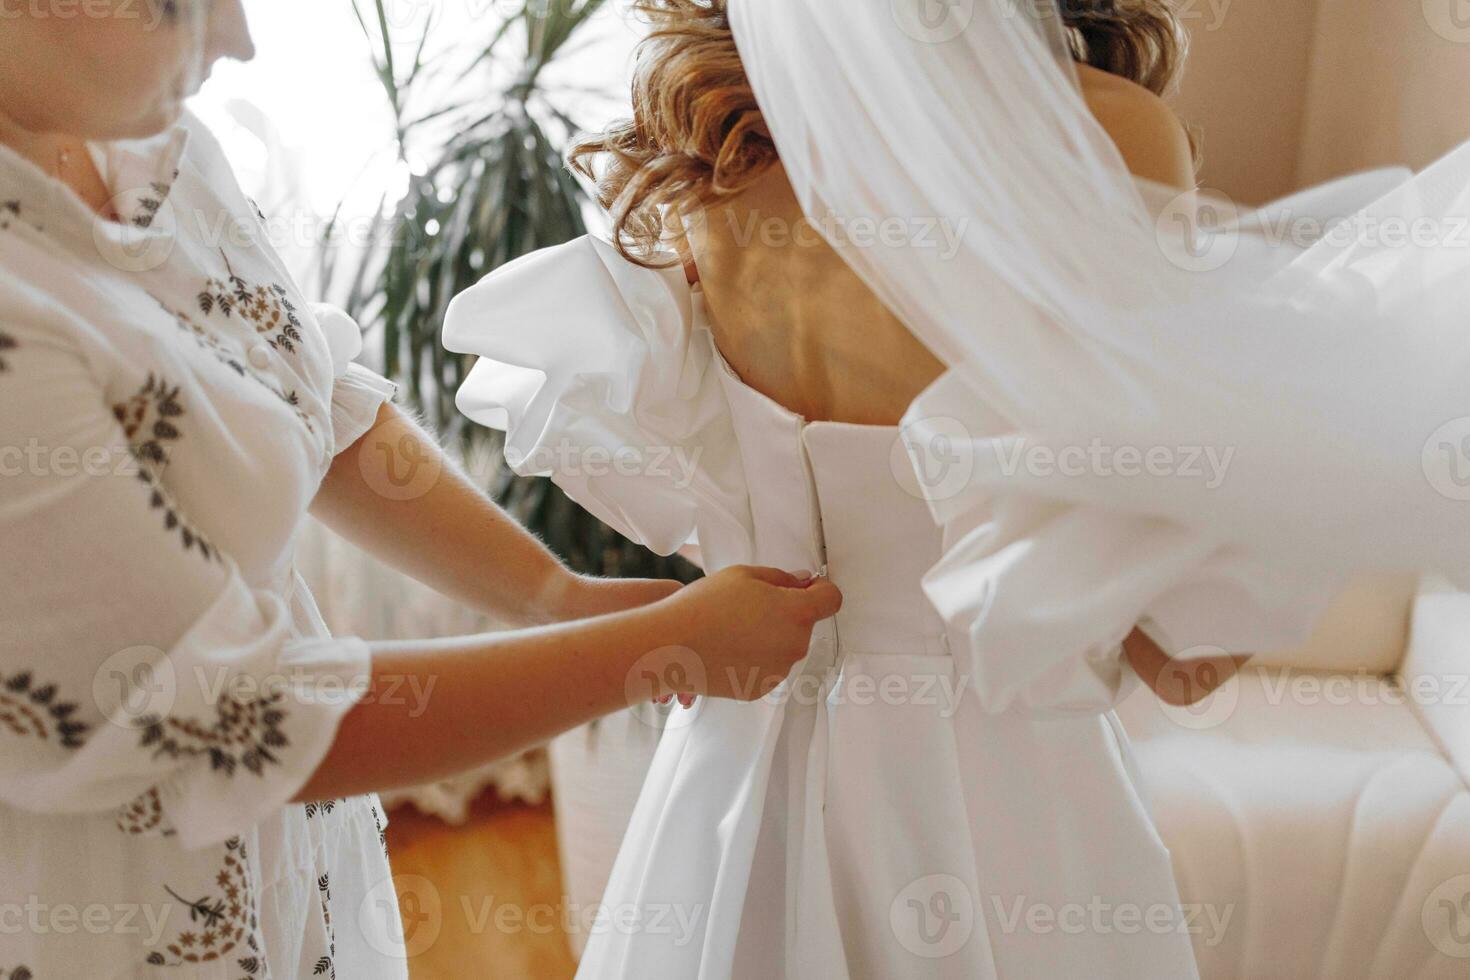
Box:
0;109;118;219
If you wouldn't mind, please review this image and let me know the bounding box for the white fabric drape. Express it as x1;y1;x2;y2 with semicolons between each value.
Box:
729;0;1470;700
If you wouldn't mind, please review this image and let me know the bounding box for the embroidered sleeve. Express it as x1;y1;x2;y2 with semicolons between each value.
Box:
0;311;370;850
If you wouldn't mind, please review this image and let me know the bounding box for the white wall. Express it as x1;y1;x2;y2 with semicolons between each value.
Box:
1171;0;1470;204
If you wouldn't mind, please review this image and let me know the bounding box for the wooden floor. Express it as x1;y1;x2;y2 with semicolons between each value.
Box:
385;793;578;980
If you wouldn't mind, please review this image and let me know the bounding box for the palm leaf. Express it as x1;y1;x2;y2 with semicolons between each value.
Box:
330;0;698;584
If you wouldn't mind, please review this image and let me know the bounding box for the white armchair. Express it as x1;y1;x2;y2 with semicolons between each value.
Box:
1117;575;1470;978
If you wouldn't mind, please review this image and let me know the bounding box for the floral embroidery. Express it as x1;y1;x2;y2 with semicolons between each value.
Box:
131;175;177;230
156;300;317;436
371;799;390;860
150;836;263;977
303;799;339;819
0;209;16;369
112;374;218;561
0;198;39;236
0;670;89;749
113;373;183;467
116;786;175;837
199;253;304;355
315;873;337;978
137;690;289;778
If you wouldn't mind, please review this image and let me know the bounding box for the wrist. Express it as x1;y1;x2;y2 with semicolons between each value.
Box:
636;592;707;697
525;567;582;625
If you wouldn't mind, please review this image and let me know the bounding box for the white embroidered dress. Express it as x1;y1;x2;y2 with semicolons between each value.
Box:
0;115;405;979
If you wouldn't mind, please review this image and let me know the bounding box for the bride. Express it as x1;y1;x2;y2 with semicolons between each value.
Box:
447;0;1470;976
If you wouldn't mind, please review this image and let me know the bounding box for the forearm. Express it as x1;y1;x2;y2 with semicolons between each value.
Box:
294;602;677;802
312;402;573;624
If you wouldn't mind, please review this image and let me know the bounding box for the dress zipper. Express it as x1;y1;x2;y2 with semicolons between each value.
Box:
797;420;839;658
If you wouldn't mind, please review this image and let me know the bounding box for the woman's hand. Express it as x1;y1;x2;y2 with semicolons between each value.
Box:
300;565;841;801
655;566;843;703
1123;627;1252;707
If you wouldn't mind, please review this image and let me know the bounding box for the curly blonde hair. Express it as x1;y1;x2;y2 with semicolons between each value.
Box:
571;0;1192;265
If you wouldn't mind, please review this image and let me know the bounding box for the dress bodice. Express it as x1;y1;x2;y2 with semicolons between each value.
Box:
445;233;1179;712
709;350;950;656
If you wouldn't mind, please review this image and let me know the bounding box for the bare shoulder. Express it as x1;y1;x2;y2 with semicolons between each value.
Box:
1075;63;1196;190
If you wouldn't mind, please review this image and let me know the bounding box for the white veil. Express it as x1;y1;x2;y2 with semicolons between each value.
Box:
728;0;1470;700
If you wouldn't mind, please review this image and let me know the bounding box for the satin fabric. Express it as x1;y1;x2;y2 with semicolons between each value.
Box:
445;236;1204;978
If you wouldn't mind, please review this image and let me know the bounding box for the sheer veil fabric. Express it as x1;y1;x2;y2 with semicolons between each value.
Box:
729;0;1470;695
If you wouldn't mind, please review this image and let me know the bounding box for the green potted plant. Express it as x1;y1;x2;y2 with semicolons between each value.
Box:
329;0;696;956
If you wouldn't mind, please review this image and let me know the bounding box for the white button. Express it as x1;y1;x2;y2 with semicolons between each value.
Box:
247;343;271;369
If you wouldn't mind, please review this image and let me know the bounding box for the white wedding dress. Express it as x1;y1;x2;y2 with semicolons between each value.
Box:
445;235;1204;978
441;1;1470;974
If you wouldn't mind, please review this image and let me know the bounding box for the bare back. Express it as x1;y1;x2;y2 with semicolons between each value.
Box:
691;64;1196;426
